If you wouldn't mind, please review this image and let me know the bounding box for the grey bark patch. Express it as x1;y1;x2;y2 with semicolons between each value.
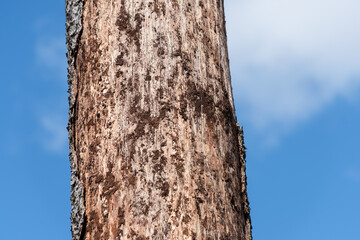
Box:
70;169;85;240
237;124;253;240
65;0;85;240
66;0;83;108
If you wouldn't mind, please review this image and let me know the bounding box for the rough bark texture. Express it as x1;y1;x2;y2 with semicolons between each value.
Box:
66;0;252;239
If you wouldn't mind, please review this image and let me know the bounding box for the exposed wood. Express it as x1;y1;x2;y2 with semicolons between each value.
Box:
66;0;252;239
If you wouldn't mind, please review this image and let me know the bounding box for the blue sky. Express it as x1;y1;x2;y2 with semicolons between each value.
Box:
0;0;359;239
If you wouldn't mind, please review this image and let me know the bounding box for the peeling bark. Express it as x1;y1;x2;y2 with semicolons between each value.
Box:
66;0;252;239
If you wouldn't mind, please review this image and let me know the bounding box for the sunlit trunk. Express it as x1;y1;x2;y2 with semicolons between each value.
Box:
66;0;252;239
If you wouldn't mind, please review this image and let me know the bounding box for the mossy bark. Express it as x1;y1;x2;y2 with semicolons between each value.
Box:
66;0;252;239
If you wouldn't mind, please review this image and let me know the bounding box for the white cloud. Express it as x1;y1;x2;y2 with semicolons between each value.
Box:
225;0;360;132
41;115;67;152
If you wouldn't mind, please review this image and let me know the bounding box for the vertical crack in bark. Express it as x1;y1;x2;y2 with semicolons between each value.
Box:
65;1;85;240
237;124;253;240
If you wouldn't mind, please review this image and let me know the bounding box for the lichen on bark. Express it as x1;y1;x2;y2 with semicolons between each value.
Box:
65;0;85;239
238;124;253;240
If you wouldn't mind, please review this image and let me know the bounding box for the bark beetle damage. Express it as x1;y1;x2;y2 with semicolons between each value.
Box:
115;7;144;53
66;0;252;238
65;0;85;240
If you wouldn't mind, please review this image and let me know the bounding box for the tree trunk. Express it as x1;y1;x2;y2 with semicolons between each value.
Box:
66;0;252;239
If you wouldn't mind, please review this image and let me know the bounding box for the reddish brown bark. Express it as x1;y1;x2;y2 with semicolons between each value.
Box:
66;0;252;239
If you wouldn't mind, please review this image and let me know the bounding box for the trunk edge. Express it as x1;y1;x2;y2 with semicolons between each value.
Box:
237;124;253;240
65;1;85;240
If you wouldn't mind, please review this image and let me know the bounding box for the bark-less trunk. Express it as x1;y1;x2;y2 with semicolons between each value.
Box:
66;0;252;239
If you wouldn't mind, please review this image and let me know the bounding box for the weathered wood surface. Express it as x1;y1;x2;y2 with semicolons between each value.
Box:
66;0;252;239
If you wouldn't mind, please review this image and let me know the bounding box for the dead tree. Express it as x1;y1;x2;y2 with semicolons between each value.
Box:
66;0;252;239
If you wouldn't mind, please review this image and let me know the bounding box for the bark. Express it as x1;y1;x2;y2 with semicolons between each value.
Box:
66;0;252;239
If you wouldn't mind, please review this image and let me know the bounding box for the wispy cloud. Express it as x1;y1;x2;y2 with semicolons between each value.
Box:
346;166;360;183
35;36;67;73
225;0;360;135
41;114;67;153
33;13;67;74
33;17;68;153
